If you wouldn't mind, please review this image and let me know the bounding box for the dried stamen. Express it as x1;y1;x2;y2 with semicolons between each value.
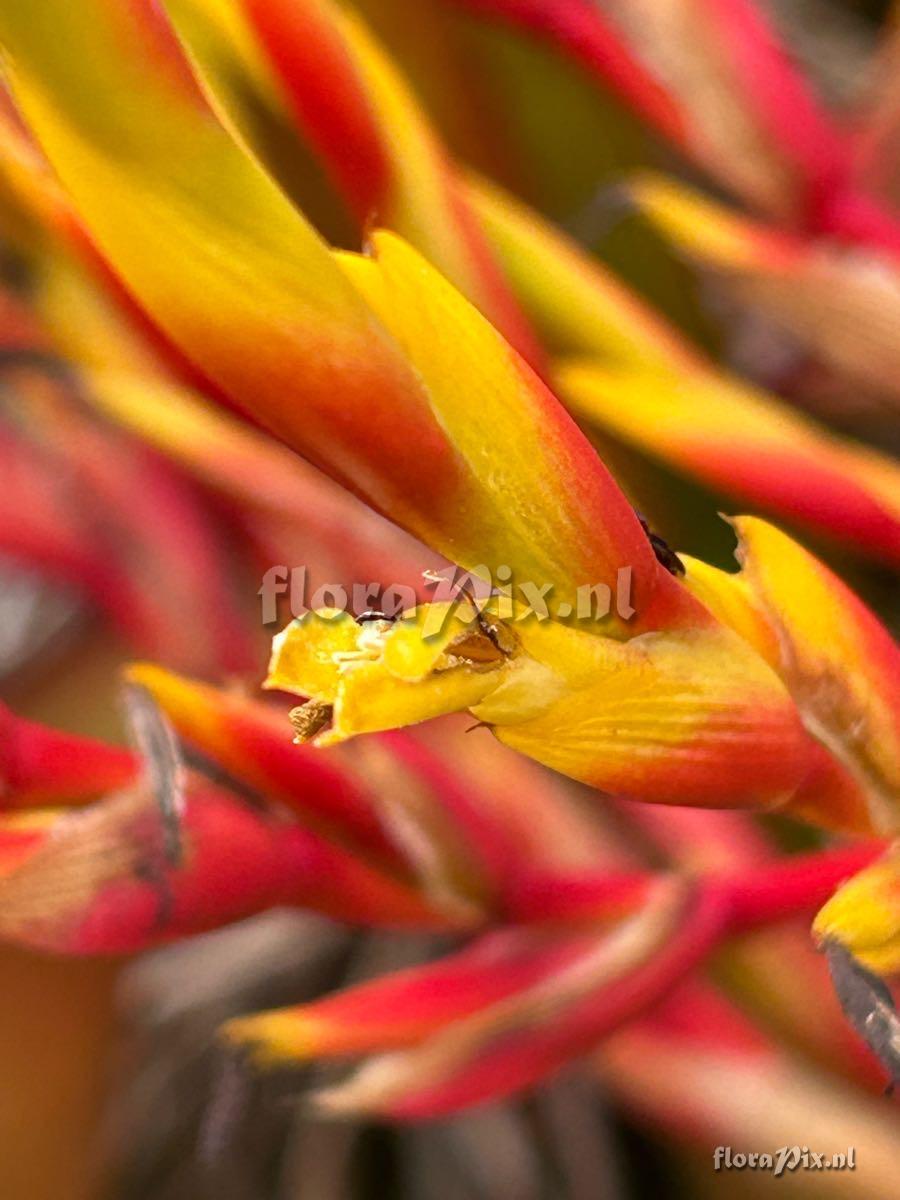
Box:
289;700;334;743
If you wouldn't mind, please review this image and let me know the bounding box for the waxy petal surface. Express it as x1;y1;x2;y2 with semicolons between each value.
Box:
732;518;900;835
0;0;451;528
685;519;900;836
337;232;698;629
0;0;667;617
477;621;809;810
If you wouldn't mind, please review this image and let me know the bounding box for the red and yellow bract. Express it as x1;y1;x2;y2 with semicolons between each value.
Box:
0;0;897;1136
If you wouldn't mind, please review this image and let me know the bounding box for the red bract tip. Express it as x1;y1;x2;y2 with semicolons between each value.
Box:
0;704;136;808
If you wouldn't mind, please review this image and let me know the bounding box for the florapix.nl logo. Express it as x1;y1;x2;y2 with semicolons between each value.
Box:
713;1146;856;1176
258;563;640;634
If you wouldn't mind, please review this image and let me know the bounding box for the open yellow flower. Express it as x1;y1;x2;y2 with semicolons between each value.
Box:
269;593;811;814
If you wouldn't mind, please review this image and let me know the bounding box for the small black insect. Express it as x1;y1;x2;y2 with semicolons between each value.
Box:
356;609;397;624
636;513;685;577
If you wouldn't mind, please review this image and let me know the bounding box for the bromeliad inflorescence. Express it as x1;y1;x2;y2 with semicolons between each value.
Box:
0;0;897;1166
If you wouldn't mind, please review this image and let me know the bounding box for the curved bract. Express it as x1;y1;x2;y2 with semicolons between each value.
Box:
0;0;899;1130
0;0;678;625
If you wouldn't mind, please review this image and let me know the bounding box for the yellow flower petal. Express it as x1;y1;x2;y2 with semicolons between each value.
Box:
267;606;510;745
267;611;363;701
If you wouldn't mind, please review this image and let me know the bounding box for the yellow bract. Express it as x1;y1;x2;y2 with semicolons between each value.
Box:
814;848;900;974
